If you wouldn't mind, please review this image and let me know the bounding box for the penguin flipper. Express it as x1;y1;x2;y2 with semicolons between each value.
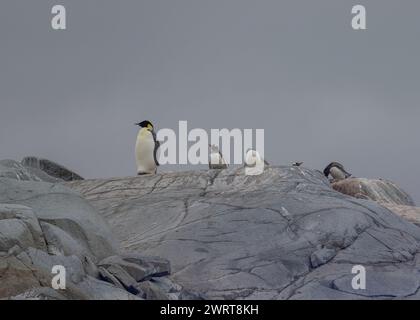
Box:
154;140;160;166
152;131;160;166
218;151;228;167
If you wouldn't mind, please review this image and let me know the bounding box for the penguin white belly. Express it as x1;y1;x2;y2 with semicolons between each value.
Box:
244;150;266;175
209;152;227;169
245;151;264;167
210;153;221;165
245;153;256;167
135;131;157;174
329;167;346;180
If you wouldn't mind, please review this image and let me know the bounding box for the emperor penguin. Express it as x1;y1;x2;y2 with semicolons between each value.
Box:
323;162;351;181
244;149;269;168
135;120;160;175
208;144;228;169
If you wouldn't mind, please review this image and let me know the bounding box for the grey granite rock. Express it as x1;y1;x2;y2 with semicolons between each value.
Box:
2;157;419;300
310;247;336;268
0;255;43;298
332;270;420;298
99;255;151;282
76;276;142;300
67;166;420;300
9;287;69;300
81;255;100;278
332;178;415;206
0;157;83;183
0;158;184;300
0;179;118;261
0;204;47;252
19;247;86;284
22;157;84;181
143;277;198;300
0;160;56;182
101;264;139;294
380;204;420;227
134;280;171;300
98;266;126;290
39;221;90;258
120;253;171;278
331;177;420;228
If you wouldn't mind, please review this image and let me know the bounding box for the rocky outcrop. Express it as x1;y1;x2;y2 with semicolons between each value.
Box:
380;204;420;227
0;158;83;183
331;178;415;206
0;160;58;182
67;166;420;300
2;157;420;300
21;157;84;181
0;160;187;300
331;178;420;227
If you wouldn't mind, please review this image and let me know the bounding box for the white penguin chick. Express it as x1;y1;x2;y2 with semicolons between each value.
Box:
244;149;268;176
135;120;160;175
208;144;228;169
245;149;269;167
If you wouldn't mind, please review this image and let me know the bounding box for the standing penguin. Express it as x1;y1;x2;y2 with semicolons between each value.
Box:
135;120;160;175
323;162;351;181
208;144;228;169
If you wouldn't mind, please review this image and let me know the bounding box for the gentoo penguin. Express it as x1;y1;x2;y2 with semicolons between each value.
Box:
323;162;351;181
135;120;160;175
208;144;228;169
292;161;303;167
245;149;269;168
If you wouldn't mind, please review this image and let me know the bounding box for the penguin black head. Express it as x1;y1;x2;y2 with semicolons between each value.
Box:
324;162;339;176
323;161;351;178
135;120;154;130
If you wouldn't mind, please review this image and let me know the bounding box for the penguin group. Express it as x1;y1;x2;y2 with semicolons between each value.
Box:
134;120;269;174
134;120;354;182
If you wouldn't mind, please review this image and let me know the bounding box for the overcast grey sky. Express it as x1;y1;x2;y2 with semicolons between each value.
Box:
0;0;419;203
